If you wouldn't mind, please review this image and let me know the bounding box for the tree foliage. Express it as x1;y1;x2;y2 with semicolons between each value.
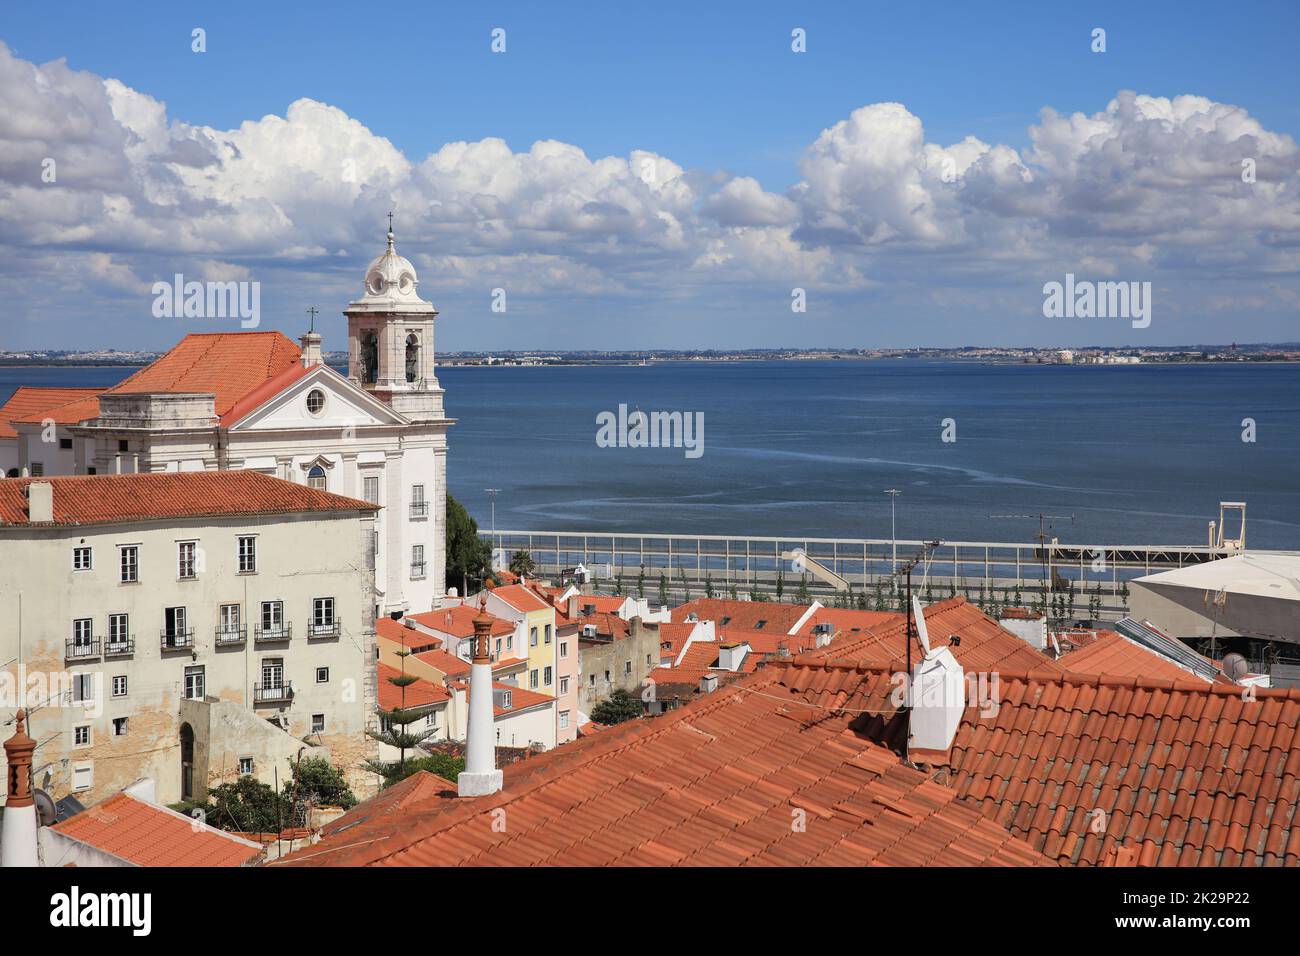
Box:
446;493;491;592
590;689;643;725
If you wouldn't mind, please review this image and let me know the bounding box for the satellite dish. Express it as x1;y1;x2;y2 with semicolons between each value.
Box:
911;595;932;656
1222;652;1249;680
33;788;57;827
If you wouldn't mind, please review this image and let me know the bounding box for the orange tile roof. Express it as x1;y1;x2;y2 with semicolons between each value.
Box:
485;681;553;715
0;387;101;438
0;472;377;527
377;663;451;710
1060;629;1213;683
650;641;723;686
274;664;1052;868
801;597;1065;674
375;615;443;651
51;792;262;866
105;332;301;417
489;584;553;613
316;772;458;844
781;659;1300;867
413;648;471;678
219;359;315;426
569;611;629;639
410;604;516;639
671;597;809;634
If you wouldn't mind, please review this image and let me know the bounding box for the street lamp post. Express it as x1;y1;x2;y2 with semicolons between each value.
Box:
885;489;902;574
485;488;500;572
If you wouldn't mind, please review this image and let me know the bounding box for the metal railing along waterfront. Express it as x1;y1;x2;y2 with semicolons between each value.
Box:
483;529;1299;615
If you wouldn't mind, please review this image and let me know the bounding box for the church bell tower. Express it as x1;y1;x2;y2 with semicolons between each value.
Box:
344;216;444;422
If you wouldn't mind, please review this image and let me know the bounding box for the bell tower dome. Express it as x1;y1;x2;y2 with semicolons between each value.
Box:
345;217;444;421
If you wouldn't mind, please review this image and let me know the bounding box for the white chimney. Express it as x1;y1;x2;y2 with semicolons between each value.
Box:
907;597;966;757
458;598;503;797
123;777;157;804
998;611;1047;650
699;673;719;694
27;482;53;523
716;642;749;672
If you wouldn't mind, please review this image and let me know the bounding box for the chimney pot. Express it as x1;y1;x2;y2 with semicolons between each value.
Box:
26;482;53;523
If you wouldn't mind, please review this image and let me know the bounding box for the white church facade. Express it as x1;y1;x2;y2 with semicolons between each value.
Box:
0;227;452;615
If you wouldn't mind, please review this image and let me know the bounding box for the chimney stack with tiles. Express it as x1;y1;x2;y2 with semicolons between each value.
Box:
906;597;966;759
2;710;40;867
26;482;53;523
458;596;503;797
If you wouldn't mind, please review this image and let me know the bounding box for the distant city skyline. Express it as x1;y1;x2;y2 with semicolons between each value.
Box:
2;1;1298;352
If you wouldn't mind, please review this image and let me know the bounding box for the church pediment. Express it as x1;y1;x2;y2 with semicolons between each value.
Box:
227;364;408;432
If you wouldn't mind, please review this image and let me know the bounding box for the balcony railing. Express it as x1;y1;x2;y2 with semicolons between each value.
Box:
160;629;194;651
307;621;339;639
214;626;247;646
410;562;427;578
409;501;429;519
254;623;292;643
104;637;135;657
253;683;293;705
65;640;100;661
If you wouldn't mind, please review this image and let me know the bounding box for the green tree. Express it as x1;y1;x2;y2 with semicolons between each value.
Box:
728;582;739;600
872;581;885;611
796;574;811;603
704;572;716;599
377;753;465;788
205;777;287;833
775;569;786;602
637;565;646;599
445;493;492;594
614;573;624;596
366;648;435;779
285;757;356;811
590;689;643;725
679;567;691;602
658;573;669;606
509;550;537;577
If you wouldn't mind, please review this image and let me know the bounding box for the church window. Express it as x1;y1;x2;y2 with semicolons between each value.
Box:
360;332;379;385
405;333;420;383
307;465;327;491
306;389;326;415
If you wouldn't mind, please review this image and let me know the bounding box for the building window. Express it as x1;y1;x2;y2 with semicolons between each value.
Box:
494;638;502;658
506;634;513;652
112;676;128;698
410;484;427;518
72;763;93;791
530;627;538;647
71;619;94;656
238;757;254;775
411;544;425;578
501;690;512;710
74;725;90;746
59;437;73;450
164;606;188;646
184;666;205;700
530;669;539;690
363;475;380;505
238;536;257;573
72;546;92;571
544;624;552;645
311;714;326;733
311;597;336;636
30;462;44;477
589;674;595;686
306;389;326;415
560;711;570;730
559;676;569;695
405;333;421;383
261;600;284;632
108;613;129;651
316;667;330;684
625;661;633;675
113;717;128;736
219;603;241;632
118;439;129;453
559;641;568;659
72;673;95;704
307;465;327;491
177;541;197;579
647;654;653;666
119;545;139;583
262;658;284;690
544;666;553;687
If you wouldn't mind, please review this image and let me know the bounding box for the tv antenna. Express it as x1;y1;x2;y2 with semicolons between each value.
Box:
890;540;942;687
990;512;1075;622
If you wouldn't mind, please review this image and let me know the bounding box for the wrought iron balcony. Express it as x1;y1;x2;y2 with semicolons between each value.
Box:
253;683;293;704
409;501;429;519
65;639;100;661
307;621;339;639
254;623;292;643
104;637;135;657
410;562;427;578
214;626;247;646
160;628;194;651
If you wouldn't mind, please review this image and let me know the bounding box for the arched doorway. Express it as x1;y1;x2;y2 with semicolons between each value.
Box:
179;723;194;801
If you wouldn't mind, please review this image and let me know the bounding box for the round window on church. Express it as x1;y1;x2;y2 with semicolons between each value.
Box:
306;389;326;416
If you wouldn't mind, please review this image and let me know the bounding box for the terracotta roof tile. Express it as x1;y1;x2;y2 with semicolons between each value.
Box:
1061;630;1214;683
377;663;451;711
410;605;516;639
51;792;262;866
0;471;377;526
104;332;301;417
0;387;102;438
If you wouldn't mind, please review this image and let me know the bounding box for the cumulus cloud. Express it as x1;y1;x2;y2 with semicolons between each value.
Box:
0;40;1297;348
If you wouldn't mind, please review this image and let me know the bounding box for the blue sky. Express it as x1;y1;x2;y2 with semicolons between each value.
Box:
1;1;1298;350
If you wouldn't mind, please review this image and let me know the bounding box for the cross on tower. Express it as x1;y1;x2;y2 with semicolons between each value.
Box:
387;211;394;234
306;306;319;332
